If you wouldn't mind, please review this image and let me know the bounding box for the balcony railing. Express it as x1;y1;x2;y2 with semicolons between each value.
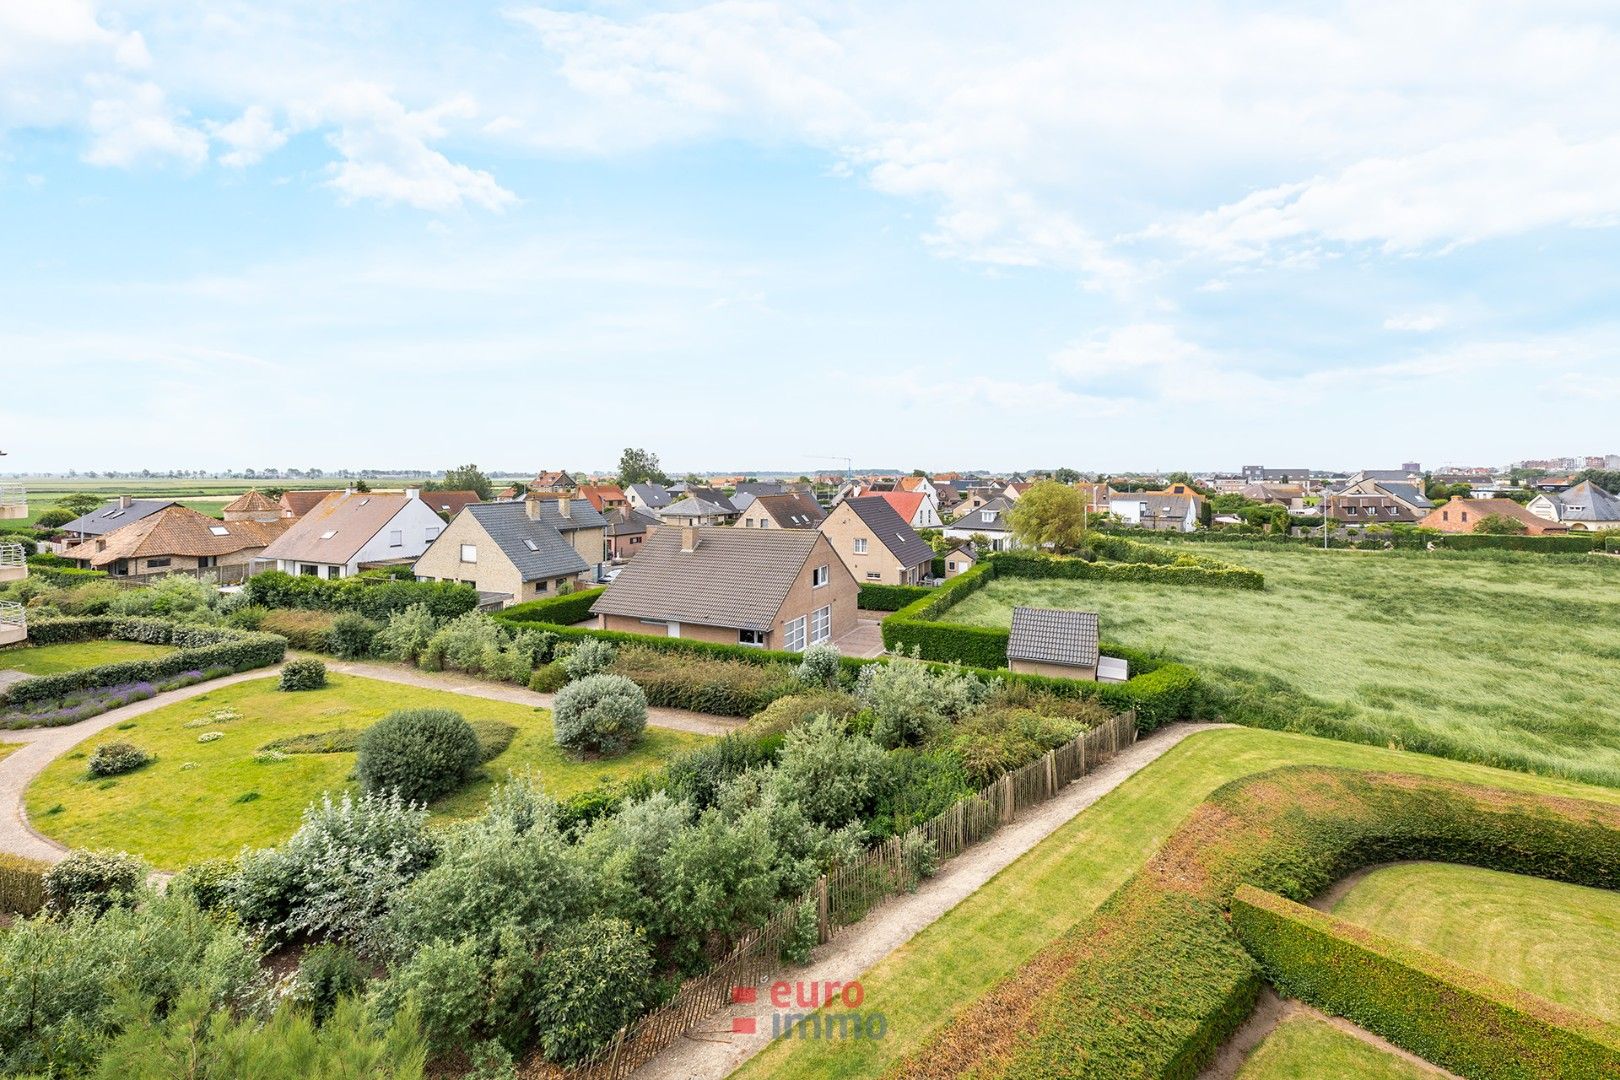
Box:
0;600;24;626
0;543;23;569
0;483;25;521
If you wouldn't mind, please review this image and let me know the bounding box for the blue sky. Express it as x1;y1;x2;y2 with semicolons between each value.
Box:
3;1;1618;475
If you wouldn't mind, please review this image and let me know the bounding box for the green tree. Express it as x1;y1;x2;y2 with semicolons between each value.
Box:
435;465;492;500
1052;468;1081;485
34;507;75;528
1005;480;1090;553
353;479;371;493
617;448;670;487
1473;513;1529;535
58;492;105;518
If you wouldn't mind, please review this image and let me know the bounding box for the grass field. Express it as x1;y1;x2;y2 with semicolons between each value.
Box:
0;640;173;676
736;726;1620;1080
25;673;705;868
1332;861;1620;1024
939;546;1620;786
1236;1015;1445;1079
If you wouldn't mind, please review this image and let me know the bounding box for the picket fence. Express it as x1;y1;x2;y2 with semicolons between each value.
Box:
543;710;1139;1080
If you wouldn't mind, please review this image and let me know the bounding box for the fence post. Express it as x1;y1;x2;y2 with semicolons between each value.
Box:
816;875;831;944
1045;748;1057;796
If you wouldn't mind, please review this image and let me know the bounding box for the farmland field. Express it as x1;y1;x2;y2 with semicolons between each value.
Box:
25;672;706;868
1331;861;1620;1023
939;545;1620;786
0;640;173;676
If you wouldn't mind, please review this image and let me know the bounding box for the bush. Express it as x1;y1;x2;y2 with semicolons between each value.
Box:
608;645;800;717
665;734;778;810
356;708;482;804
86;741;154;778
224;603;267;630
171;857;235;914
563;636;616;679
779;898;819;965
493;586;605;627
857;583;933;610
554;674;648;756
328;611;381;659
260;608;337;652
371;603;441;663
794;642;843;689
245;569;477;619
854;652;990;748
279;657;327;691
0;852;48;916
293;942;369;1025
43;849;148;917
949;707;1086;785
743;688;862;739
531;917;657;1063
770;715;888;827
528;661;569;693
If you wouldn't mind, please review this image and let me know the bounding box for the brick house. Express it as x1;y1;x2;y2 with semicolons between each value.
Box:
819;496;936;584
1418;499;1566;534
736;492;826;530
257;489;449;579
63;504;291;577
592;526;857;649
413;498;597;605
603;505;661;561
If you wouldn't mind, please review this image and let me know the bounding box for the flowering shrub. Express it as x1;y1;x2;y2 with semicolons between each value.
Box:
86;742;153;779
196;732;223;743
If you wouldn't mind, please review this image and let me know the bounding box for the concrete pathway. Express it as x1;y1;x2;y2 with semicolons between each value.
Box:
0;657;742;866
629;721;1230;1080
832;617;886;659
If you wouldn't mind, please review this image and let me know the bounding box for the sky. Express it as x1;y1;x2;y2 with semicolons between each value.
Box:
2;0;1618;476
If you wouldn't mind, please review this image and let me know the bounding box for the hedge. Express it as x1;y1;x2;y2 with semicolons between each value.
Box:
0;852;47;916
1233;885;1620;1079
892;766;1620;1080
857;583;933;611
243;570;477;619
1437;532;1607;553
24;555;109;583
493;586;606;627
0;617;285;708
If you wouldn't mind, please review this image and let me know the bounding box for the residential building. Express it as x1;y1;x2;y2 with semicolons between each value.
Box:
221;490;283;523
1240;483;1308;512
896;475;938;501
871;490;942;529
578;484;627;512
413;500;595;605
625;483;673;513
604;505;661;561
943;495;1021;550
730;481;791;512
1322;477;1433;524
592;526;857;650
1;500;28;645
0;482;25;523
1527;481;1620;531
1419;499;1567;535
820;496;937;584
1241;466;1312;486
737;492;826;530
659;488;740;526
423;490;482;521
941;544;977;577
1108;484;1204;532
257;488;448;579
58;496;177;550
279;489;341;519
62;505;291;578
530;470;578;494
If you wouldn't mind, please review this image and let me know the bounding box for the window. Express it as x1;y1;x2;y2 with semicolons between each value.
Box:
535;580;549;593
738;628;766;647
146;558;171;568
981;511;994;523
327;565;343;579
760;519;770;528
300;563;319;576
426;526;441;542
811;605;831;644
866;571;881;580
1461;512;1469;522
744;518;754;527
208;525;230;536
854;537;868;554
784;615;807;652
523;538;539;552
460;544;477;563
811;564;829;588
1345;506;1358;515
1441;511;1449;521
947;561;958;572
389;529;403;547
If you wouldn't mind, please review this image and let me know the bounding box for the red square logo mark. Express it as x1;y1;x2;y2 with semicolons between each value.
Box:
731;986;757;1004
732;1017;757;1035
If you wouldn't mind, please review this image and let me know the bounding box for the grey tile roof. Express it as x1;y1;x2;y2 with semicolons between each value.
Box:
591;526;824;631
1379;482;1434;510
843;497;936;566
733;482;789;498
628;483;672;509
522;497;607;532
603;506;661;536
661;493;737;519
950;496;1014;533
1008;607;1099;667
466;502;591;582
1553;481;1620;522
750;492;826;529
60;499;177;537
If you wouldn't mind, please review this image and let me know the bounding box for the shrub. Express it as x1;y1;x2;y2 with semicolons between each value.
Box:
419;611;501;672
328;611;381;659
530;917;657;1063
377;936;485;1052
854;652;990;748
794;642;843;689
107;574;218;619
224;603;267;630
780;897;819;965
744;688;862;739
608;645;800;717
293;942;369;1025
770;715;888;827
260;608;337;652
857;583;933;610
665;734;778;810
279;657;327;691
493;586;605;628
245;569;477;619
86;741;154;778
371;603;441;663
553;674;648;756
0;852;48;916
563;636;616;679
528;661;569;693
171;857;235;914
43;849;148;917
949;707;1086;785
869;747;974;838
356;708;482;804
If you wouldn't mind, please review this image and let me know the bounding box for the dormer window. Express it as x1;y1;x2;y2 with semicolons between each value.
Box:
981;511;993;523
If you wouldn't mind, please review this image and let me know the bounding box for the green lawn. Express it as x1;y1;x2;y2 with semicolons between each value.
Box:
25;673;705;868
939;546;1620;786
1332;861;1620;1024
0;640;173;675
738;726;1620;1080
1237;1015;1444;1079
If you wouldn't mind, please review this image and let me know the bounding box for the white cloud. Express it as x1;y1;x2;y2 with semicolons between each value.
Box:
1383;311;1447;333
210;105;287;167
82;81;208;168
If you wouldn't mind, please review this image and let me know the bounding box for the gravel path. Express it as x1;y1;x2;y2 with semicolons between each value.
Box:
0;657;741;865
629;721;1230;1080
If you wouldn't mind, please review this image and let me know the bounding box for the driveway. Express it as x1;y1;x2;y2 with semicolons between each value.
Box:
834;616;886;659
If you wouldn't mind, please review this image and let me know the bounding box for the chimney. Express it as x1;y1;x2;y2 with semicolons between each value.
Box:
525;494;541;521
405;487;421;501
681;526;698;553
118;495;132;509
559;497;572;520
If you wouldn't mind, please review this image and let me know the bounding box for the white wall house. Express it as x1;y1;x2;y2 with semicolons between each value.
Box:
258;489;446;579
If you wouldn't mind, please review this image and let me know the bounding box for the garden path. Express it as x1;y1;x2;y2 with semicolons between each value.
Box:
630;721;1230;1080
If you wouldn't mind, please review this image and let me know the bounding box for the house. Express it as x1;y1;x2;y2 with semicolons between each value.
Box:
58;497;177;550
221;490;283;523
1322;477;1433;524
1007;607;1100;680
1419;499;1566;534
1002;481;1035;501
1241;484;1308;512
871;490;942;529
943;496;1020;550
1074;482;1112;514
604;506;661;561
591;526;857;649
279;489;341;519
63;505;291;578
730;482;791;512
941;544;977;577
821;496;937;584
951;488;997;518
896;475;938;501
1108;485;1205;532
1241;466;1312;487
737;492;826;530
1527;481;1620;531
423;490;482;521
413;500;596;605
578;484;627;512
530;470;578;494
659;488;740;526
625;483;673;513
256;488;449;579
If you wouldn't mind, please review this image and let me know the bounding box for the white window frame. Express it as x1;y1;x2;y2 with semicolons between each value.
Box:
811;564;829;588
810;605;831;645
738;628;767;648
460;544;478;563
853;537;868;554
426;526;441;541
389;529;403;547
784;615;807;652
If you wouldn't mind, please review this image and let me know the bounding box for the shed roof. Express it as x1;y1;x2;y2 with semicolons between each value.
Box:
1008;607;1100;668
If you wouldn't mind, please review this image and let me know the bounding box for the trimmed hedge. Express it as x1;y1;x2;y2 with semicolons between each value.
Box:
244;570;477;619
1437;532;1607;553
494;586;606;627
857;583;933;611
0;853;47;916
0;617;286;708
24;555;108;583
1233;885;1620;1079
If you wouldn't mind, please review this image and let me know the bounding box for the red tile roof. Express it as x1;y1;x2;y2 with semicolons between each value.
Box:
872;490;925;523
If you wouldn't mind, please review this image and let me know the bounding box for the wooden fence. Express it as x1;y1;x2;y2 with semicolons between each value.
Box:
550;710;1138;1080
106;563;255;588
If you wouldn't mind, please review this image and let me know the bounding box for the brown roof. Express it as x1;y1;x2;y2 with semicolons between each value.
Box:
749;492;826;529
1419;498;1566;534
280;489;342;517
531;470;577;490
578;484;626;511
69;506;291;567
592;527;829;631
222;490;279;514
260;491;416;565
424;490;482;518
